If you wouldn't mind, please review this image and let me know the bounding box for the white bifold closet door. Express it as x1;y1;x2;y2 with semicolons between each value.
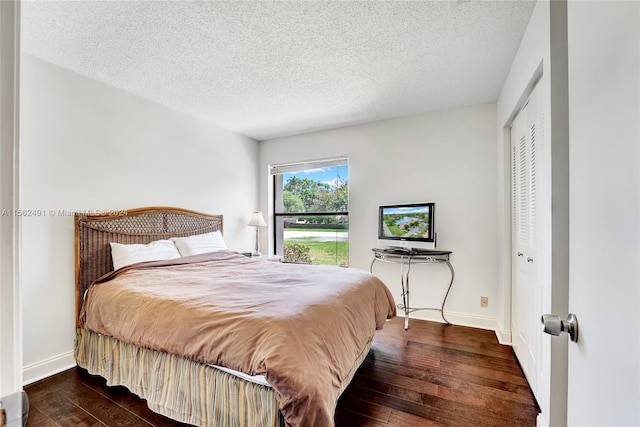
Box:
510;83;543;402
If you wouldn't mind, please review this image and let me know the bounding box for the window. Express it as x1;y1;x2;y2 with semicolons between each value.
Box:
271;158;348;266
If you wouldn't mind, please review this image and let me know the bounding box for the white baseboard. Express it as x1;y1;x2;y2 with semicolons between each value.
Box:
496;329;512;345
537;412;549;427
408;310;498;332
22;350;76;386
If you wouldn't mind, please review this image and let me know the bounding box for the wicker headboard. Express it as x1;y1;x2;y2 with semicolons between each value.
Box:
74;206;223;326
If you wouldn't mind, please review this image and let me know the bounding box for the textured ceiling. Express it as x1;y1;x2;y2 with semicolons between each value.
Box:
22;1;536;141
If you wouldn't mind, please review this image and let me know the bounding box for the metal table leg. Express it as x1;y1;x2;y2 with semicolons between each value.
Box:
370;250;455;330
403;258;409;330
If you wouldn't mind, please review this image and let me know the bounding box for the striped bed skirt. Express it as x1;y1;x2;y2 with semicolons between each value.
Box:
75;328;371;427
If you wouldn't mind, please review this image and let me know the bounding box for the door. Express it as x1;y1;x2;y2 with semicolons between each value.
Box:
566;0;639;424
511;83;543;401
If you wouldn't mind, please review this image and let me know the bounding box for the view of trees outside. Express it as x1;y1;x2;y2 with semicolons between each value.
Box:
279;165;348;266
282;175;348;214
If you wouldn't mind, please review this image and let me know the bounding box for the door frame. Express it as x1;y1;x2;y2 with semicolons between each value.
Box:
545;2;571;425
497;2;571;425
499;67;568;426
500;63;551;415
0;0;21;402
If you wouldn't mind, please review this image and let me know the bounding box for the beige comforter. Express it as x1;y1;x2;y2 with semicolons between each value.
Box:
80;250;396;427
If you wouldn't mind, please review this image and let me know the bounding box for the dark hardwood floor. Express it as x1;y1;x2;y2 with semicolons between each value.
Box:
24;318;538;426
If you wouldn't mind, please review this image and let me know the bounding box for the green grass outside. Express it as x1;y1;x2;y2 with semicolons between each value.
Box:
284;240;349;266
384;221;403;236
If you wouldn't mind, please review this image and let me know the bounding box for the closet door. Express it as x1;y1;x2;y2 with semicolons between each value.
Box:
511;84;543;400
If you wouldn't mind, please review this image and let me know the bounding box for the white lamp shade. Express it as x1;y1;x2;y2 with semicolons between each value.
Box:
248;211;267;227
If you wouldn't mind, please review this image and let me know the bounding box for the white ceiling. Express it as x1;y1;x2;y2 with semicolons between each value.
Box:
21;0;536;141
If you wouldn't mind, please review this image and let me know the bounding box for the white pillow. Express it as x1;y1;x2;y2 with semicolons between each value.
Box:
110;239;181;270
171;231;227;256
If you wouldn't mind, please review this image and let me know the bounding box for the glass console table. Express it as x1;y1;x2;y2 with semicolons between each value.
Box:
370;248;454;330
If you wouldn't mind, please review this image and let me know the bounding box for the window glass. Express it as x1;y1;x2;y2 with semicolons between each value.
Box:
272;161;348;266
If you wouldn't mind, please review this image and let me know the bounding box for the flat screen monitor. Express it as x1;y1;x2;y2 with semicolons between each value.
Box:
378;202;435;250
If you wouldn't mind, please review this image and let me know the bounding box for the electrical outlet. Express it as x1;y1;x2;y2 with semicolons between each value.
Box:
480;296;489;308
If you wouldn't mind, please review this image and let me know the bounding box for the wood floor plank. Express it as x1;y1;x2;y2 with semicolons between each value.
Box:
24;318;538;426
387;409;443;427
363;355;532;401
356;364;441;396
122;399;194;427
368;341;442;369
336;394;392;423
438;358;530;385
25;376;104;427
58;381;153;427
349;384;509;427
24;405;59;427
28;391;103;427
27;418;61;427
334;409;390;427
377;326;516;361
407;340;527;373
349;376;532;427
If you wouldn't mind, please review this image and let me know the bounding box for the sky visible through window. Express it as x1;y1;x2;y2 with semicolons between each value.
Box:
283;165;348;187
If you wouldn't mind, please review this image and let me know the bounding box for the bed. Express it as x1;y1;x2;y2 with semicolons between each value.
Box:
74;207;396;427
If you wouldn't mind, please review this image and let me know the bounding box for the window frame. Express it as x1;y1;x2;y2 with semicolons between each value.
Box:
271;159;349;263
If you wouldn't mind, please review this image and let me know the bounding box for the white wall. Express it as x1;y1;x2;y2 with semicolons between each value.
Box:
19;55;259;383
260;104;499;330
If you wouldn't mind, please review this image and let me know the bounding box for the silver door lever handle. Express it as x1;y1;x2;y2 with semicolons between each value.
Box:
541;313;579;342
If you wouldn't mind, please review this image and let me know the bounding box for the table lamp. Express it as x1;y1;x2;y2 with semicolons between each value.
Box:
248;211;267;257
